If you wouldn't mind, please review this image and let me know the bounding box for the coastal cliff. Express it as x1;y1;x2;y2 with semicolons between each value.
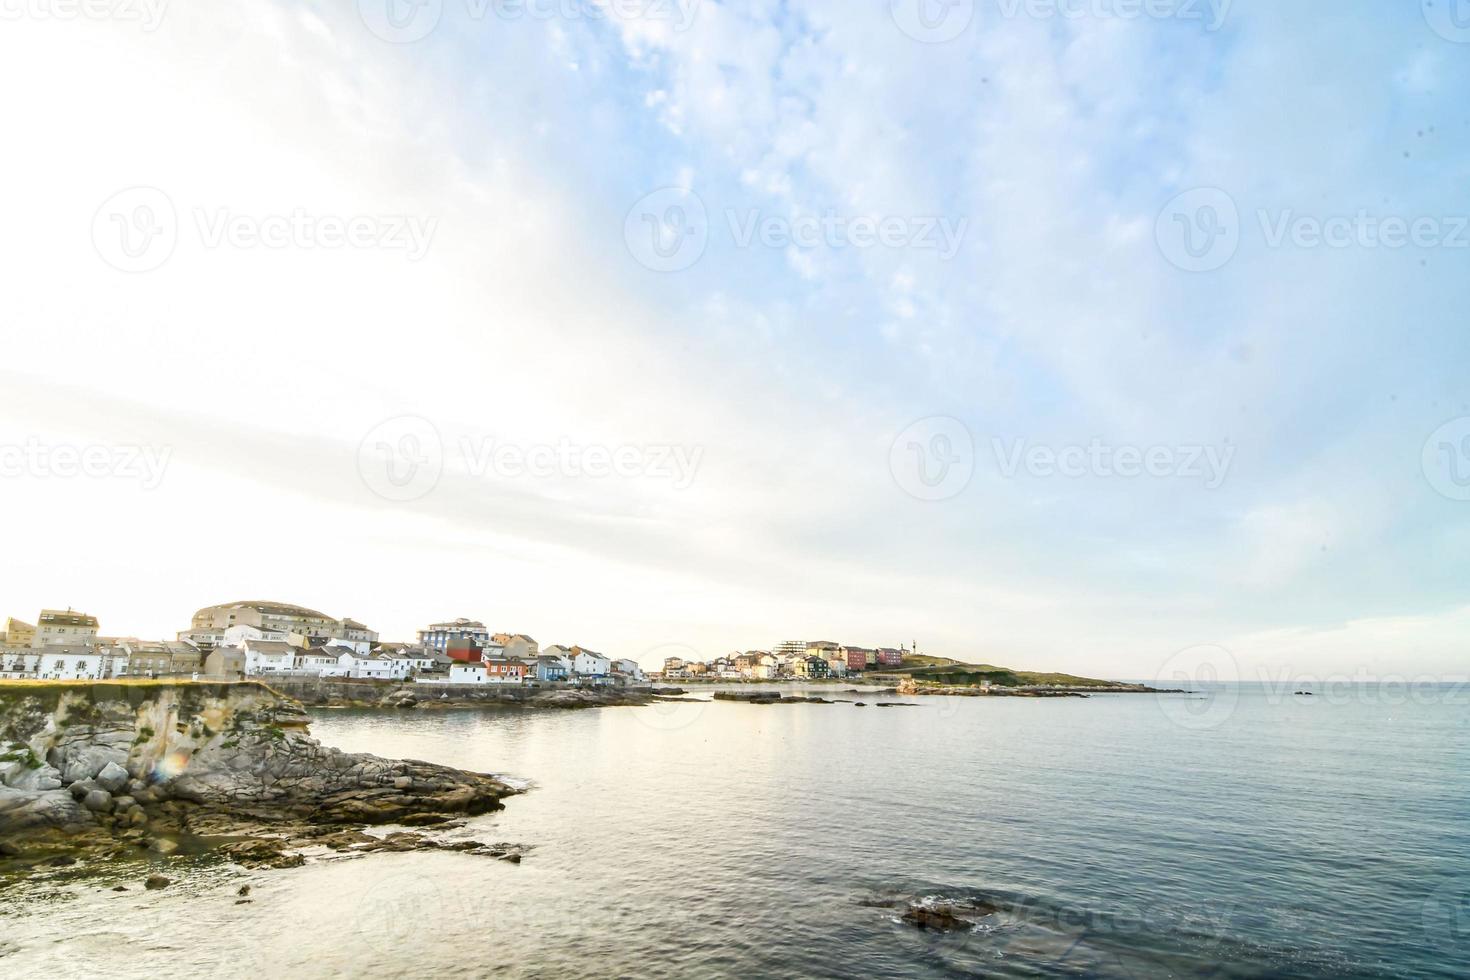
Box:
0;681;517;850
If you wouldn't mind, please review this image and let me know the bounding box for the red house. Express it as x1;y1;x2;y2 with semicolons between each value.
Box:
845;647;871;673
482;658;525;681
446;638;483;663
877;647;904;667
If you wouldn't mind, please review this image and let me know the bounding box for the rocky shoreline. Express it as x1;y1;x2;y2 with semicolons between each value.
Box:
263;677;655;712
0;682;523;879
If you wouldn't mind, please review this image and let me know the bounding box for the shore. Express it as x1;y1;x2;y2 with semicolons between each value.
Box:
262;676;657;711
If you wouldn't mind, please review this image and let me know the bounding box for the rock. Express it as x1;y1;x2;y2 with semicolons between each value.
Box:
398;813;449;827
237;885;251;896
0;682;520;852
901;906;971;931
111;885;127;891
143;875;172;890
0;842;20;857
95;762;129;793
82;789;113;813
235;899;252;905
148;838;179;856
45;855;76;867
58;747;127;785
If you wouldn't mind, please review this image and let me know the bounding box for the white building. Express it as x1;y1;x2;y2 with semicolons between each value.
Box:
612;658;646;682
295;650;343;675
337;651;408;680
223;624;289;648
448;662;488;685
243;639;298;676
571;649;611;677
28;645;108;680
0;647;40;679
376;644;435;674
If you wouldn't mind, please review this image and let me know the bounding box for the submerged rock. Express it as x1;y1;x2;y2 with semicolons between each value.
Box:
899;900;1000;931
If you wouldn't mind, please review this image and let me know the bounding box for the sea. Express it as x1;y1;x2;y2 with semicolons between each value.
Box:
1;684;1467;978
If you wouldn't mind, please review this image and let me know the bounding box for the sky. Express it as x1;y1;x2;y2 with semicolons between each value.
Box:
0;0;1467;682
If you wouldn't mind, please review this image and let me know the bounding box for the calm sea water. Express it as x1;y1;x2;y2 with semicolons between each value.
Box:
2;686;1467;978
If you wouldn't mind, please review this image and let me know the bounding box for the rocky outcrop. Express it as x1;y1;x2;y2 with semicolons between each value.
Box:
712;692;834;705
0;682;517;847
264;676;652;711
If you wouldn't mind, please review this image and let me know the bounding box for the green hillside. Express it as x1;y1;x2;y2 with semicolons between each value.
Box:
873;656;1129;689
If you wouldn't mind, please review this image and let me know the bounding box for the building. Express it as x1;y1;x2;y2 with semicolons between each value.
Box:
612;658;645;683
419;619;491;653
492;633;539;659
27;644;108;680
33;609;100;648
203;647;246;679
793;655;831;680
571;648;612;678
186;601;376;652
109;639;201;677
445;636;505;663
534;656;569;683
377;643;435;674
805;641;840;659
337;651;408;680
0;647;39;679
242;639;299;676
481;658;526;684
221;624;289;648
773;640;807;659
295;649;342;675
843;647;873;673
177;627;228;650
877;647;905;667
448;662;488;685
4;618;35;647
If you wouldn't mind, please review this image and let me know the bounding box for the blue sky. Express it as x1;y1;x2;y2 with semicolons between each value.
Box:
0;1;1466;679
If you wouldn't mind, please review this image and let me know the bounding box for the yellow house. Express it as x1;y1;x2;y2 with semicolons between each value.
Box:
4;618;36;647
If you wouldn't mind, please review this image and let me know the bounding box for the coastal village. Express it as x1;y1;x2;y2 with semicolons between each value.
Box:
0;602;917;687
